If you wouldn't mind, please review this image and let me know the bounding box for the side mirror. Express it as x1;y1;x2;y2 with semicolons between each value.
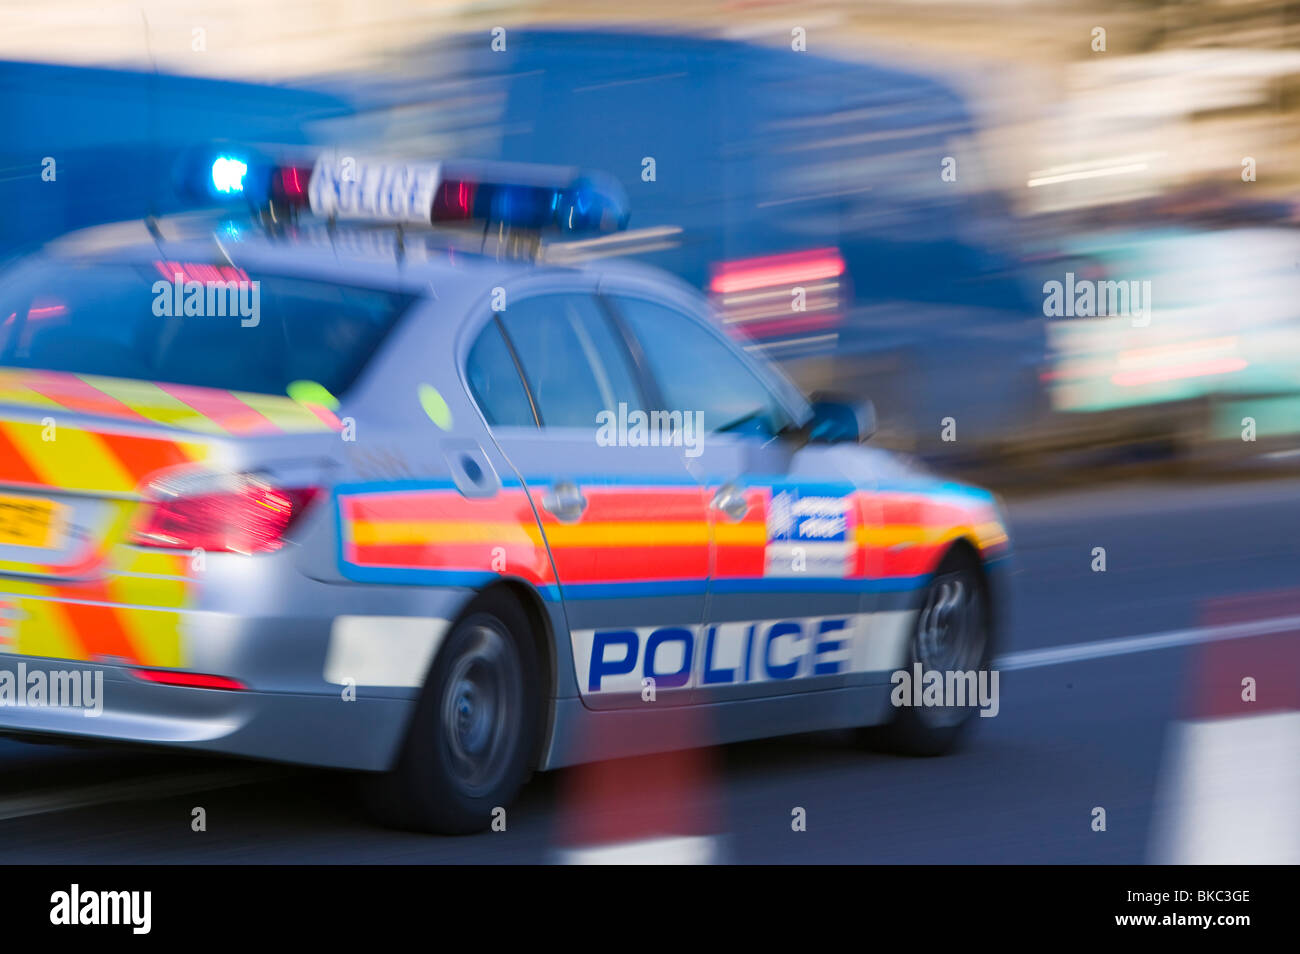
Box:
806;393;876;444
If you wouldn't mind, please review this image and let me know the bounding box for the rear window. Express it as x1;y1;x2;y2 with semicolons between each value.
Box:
0;260;414;397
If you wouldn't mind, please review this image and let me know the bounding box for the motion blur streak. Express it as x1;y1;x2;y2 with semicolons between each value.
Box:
709;250;846;295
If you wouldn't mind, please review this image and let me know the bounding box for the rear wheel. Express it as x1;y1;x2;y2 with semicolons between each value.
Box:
363;595;541;834
876;547;992;756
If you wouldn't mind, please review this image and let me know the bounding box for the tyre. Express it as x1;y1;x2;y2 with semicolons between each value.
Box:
876;546;993;757
363;595;541;834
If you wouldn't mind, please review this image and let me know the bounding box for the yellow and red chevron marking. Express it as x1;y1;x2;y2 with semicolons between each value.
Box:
0;387;207;664
0;549;193;665
0;498;138;581
0;418;210;583
0;368;339;438
0;418;210;495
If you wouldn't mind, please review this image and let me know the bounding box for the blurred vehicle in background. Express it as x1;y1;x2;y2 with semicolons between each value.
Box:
314;28;1053;464
0;60;350;260
1026;191;1300;465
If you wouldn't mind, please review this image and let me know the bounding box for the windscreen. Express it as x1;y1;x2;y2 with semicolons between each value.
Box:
0;259;414;398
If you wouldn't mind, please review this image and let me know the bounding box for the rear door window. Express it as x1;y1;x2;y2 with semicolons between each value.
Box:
465;319;537;428
495;293;643;430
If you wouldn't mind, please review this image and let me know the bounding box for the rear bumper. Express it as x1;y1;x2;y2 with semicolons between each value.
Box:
0;654;415;770
0;561;485;770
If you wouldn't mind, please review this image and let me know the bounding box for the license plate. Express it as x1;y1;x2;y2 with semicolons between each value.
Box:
0;494;66;548
308;156;441;225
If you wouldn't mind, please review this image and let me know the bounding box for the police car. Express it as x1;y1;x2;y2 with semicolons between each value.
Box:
0;149;1010;833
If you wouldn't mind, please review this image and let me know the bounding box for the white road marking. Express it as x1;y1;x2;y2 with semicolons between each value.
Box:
0;767;287;822
1149;712;1300;863
1006;613;1300;864
559;834;722;865
994;613;1300;671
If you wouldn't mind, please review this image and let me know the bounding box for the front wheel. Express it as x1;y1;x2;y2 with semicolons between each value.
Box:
363;596;541;834
875;547;993;756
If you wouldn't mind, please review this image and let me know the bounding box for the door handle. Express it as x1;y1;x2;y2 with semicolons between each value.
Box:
710;482;749;521
542;481;588;523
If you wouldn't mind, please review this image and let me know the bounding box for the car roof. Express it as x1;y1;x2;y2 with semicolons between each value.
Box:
41;214;545;294
37;211;709;309
38;212;701;302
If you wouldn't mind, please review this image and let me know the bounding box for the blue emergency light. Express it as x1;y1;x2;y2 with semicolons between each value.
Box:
210;155;249;194
173;144;275;206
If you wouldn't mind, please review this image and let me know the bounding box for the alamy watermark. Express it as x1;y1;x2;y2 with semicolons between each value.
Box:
1043;272;1151;327
890;662;1000;718
596;402;705;458
0;663;103;717
50;885;150;934
151;270;260;327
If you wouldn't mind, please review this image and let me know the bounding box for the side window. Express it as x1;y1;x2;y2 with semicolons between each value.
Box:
498;294;643;429
466;319;536;427
610;297;795;438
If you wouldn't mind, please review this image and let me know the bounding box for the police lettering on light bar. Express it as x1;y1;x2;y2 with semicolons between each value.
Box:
298;154;629;235
307;157;442;226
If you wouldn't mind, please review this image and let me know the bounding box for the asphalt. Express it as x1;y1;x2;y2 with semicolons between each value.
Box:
1;476;1297;863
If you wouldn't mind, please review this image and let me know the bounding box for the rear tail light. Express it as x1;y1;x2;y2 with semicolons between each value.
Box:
129;668;247;691
130;472;318;555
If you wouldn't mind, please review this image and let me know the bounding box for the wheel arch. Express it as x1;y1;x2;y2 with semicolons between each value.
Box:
448;578;558;770
933;536;1001;649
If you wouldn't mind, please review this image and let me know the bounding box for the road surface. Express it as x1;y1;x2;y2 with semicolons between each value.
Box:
1;477;1297;863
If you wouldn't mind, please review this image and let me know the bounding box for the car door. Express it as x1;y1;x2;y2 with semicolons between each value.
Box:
602;291;876;700
462;284;710;710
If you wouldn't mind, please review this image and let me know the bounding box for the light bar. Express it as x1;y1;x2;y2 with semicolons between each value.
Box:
175;146;630;237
